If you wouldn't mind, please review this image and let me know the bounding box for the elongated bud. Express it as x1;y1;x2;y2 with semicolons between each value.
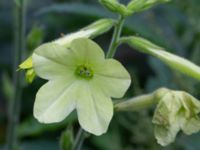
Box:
127;0;171;14
99;0;132;16
121;36;200;81
54;19;114;46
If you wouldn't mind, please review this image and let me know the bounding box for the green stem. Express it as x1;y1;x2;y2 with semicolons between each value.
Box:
115;88;169;112
106;15;125;58
6;0;26;150
115;93;156;111
71;128;86;150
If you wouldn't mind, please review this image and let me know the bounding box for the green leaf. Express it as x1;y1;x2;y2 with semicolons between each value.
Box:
121;36;200;81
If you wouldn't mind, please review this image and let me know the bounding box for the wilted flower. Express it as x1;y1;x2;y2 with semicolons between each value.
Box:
32;38;131;135
153;90;200;146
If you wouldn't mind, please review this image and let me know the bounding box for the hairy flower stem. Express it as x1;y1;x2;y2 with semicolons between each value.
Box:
106;15;125;58
6;0;26;150
115;93;156;111
71;128;86;150
115;88;169;111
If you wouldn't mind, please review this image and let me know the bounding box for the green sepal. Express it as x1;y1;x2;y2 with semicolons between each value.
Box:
121;36;200;81
25;69;36;83
18;56;33;70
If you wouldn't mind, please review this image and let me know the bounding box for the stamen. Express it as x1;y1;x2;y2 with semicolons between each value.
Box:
75;65;94;79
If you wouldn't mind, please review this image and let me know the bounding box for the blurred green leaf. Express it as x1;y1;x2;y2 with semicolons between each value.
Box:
35;3;114;18
146;57;176;91
21;140;59;150
91;124;123;150
18;113;76;138
14;0;21;7
27;26;44;51
2;73;14;101
59;126;74;150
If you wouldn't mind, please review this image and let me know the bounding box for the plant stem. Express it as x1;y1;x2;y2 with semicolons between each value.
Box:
71;128;86;150
115;93;156;111
6;0;26;150
114;88;169;111
106;15;125;58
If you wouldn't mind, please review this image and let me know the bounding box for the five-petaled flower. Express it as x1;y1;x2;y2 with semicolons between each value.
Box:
32;38;131;135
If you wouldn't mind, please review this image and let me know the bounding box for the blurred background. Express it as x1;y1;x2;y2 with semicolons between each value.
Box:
0;0;200;149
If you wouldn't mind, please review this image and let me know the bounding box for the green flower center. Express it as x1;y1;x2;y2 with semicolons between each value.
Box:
75;65;94;79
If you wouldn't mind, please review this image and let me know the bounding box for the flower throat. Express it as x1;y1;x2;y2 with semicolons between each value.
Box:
75;65;94;79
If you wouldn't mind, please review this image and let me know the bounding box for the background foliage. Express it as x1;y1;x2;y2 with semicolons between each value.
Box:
0;0;200;149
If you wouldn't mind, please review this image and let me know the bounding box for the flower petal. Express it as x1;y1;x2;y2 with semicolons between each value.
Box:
76;81;113;135
32;43;76;80
92;59;131;98
69;38;105;65
152;92;182;146
34;78;77;123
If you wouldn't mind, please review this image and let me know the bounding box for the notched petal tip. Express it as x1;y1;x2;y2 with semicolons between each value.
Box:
76;83;113;135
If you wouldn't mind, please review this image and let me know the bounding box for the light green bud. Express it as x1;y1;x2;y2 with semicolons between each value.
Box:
121;36;200;81
99;0;132;16
127;0;171;14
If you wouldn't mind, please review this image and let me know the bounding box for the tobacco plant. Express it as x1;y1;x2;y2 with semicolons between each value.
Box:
12;0;200;149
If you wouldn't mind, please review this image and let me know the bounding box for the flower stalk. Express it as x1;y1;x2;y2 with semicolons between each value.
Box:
71;128;86;150
6;0;26;150
115;93;156;111
106;15;125;58
115;88;169;111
